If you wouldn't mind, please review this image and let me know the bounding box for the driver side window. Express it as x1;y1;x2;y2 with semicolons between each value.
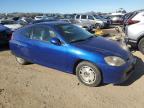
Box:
30;26;56;42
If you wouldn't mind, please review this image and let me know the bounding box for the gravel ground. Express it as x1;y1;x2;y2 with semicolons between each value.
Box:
0;49;144;108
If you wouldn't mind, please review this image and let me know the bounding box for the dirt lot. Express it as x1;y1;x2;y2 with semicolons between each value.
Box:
0;28;144;108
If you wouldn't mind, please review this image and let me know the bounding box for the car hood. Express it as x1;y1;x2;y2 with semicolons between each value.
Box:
72;37;130;60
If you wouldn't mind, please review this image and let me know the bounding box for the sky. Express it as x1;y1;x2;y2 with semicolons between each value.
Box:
0;0;144;13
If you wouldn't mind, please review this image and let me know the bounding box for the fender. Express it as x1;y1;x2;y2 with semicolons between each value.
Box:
137;32;144;43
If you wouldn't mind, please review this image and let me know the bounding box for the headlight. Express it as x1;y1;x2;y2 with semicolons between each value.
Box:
104;56;126;66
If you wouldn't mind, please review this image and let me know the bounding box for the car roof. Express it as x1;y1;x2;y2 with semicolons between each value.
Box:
33;21;70;26
16;21;70;32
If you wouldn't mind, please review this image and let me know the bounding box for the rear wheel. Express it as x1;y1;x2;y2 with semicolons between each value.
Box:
76;61;102;87
138;37;144;54
15;56;28;65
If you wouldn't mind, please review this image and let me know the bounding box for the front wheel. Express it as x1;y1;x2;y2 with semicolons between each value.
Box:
15;56;28;65
138;37;144;54
76;61;102;87
95;23;102;29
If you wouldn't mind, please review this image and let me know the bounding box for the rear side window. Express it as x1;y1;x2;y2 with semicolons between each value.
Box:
30;26;56;42
129;12;138;20
81;15;87;19
76;15;80;19
88;15;94;20
20;27;32;38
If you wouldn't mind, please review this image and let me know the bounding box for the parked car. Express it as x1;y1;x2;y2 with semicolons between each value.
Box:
122;12;133;25
110;15;123;24
125;10;144;53
17;17;34;26
12;17;20;21
74;14;108;29
93;15;110;28
99;15;112;25
10;21;136;87
59;19;72;23
30;19;58;24
34;15;54;21
0;24;12;45
73;14;95;30
122;12;134;31
63;14;75;19
34;16;47;20
0;20;22;31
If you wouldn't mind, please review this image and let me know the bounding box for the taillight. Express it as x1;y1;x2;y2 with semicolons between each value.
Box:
127;19;140;25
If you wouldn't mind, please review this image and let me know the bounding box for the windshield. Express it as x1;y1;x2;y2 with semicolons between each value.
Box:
94;15;102;19
55;24;94;43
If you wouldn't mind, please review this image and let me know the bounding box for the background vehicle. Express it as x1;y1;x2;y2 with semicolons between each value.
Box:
125;10;144;53
0;20;22;31
30;19;58;24
17;17;34;26
99;15;112;25
10;21;135;87
93;15;110;28
74;14;95;30
34;15;48;20
34;15;54;21
59;19;72;23
74;14;108;29
0;24;12;45
122;12;134;31
110;13;124;24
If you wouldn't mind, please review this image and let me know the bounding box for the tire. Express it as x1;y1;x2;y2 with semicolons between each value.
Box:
76;61;102;87
138;37;144;54
15;56;28;65
95;23;101;29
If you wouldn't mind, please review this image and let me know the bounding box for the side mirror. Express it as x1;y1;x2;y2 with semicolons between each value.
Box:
50;38;61;46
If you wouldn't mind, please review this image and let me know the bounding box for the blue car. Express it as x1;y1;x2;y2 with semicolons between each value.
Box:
10;21;136;87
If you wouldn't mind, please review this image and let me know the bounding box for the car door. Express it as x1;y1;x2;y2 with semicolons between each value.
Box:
10;26;34;61
27;25;68;71
81;15;88;27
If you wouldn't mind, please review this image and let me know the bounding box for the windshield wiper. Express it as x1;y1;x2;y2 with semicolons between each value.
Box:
70;39;86;43
87;36;94;39
70;36;94;43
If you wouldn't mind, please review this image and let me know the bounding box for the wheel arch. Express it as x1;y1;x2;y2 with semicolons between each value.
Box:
137;34;144;45
73;59;103;81
73;59;84;75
